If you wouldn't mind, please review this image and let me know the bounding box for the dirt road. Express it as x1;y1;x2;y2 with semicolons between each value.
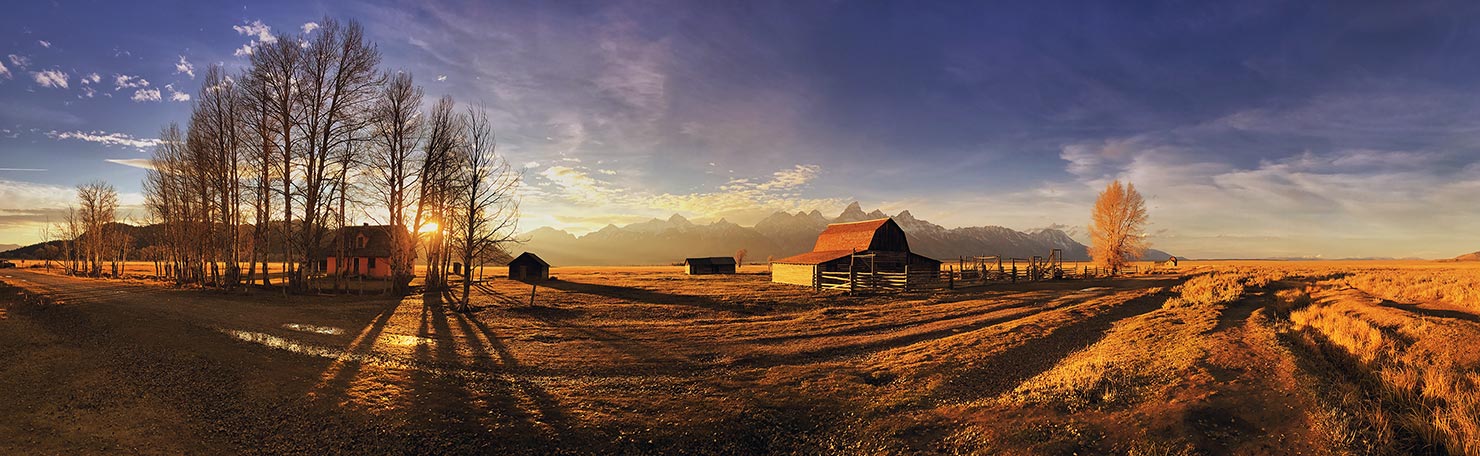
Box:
0;267;1359;454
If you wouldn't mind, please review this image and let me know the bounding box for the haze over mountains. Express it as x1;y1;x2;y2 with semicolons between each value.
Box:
519;202;1173;266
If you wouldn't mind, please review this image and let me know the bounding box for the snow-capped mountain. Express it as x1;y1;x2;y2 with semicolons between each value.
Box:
517;202;1172;265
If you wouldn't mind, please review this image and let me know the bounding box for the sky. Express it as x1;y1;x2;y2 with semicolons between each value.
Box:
2;0;1480;259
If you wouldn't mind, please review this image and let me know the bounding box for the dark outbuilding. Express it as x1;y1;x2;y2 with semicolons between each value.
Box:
508;252;551;281
684;257;737;275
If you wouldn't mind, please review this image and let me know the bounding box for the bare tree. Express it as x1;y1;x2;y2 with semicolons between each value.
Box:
735;248;748;267
449;106;520;311
247;32;304;290
369;71;424;294
412;96;460;291
76;181;119;277
1089;180;1149;274
293;17;383;291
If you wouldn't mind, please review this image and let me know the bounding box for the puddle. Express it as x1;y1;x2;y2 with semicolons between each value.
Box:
223;330;345;358
282;323;345;335
383;334;437;347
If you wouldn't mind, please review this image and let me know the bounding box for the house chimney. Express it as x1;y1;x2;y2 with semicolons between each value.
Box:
363;223;370;227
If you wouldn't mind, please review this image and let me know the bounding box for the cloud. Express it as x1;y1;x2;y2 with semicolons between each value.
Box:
301;22;320;34
48;130;161;150
753;164;820;191
80;72;100;84
165;84;190;102
104;159;155;170
532;164;844;231
37;40;51;48
31;69;68;88
113;74;148;90
437;74;447;81
80;86;96;98
131;88;161;102
0;61;9;79
6;54;29;70
233;20;276;44
174;55;195;78
233;20;276;57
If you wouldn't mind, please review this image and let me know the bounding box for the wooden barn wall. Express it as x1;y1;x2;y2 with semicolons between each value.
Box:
868;221;912;252
771;264;816;286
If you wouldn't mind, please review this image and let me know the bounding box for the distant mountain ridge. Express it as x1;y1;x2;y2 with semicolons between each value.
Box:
1453;251;1480;261
519;202;1174;266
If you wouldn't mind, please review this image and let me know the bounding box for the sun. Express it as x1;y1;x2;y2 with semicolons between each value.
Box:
419;222;439;233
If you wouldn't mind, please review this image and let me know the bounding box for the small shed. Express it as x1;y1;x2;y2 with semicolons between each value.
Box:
508;252;550;282
685;257;737;275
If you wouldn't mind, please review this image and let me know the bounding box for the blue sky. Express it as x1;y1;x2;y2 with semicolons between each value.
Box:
2;0;1480;258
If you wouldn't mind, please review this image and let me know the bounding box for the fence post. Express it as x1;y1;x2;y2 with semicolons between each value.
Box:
813;266;820;292
949;266;955;290
904;265;910;291
849;267;856;295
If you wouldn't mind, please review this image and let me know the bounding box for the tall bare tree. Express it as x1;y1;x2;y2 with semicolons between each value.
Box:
369;71;424;293
76;181;119;277
1089;180;1149;274
449;106;520;311
248;32;304;290
293;17;382;291
412;96;460;291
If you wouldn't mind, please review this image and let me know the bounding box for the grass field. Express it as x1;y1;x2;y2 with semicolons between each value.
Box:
2;260;1479;454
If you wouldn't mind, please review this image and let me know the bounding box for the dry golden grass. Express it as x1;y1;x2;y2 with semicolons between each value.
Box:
1292;277;1480;455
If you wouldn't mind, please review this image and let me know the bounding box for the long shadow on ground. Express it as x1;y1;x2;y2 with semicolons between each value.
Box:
935;284;1179;402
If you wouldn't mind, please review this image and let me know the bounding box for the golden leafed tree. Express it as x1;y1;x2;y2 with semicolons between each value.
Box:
1089;180;1149;273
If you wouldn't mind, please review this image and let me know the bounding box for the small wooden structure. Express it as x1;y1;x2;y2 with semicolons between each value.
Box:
508;252;550;281
771;218;941;291
684;257;737;275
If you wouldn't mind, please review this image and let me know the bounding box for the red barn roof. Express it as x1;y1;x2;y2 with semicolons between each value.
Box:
812;218;907;252
773;218;919;265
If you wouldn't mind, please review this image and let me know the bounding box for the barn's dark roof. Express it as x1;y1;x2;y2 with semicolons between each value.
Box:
509;252;549;267
813;218;900;252
321;224;401;259
685;257;737;266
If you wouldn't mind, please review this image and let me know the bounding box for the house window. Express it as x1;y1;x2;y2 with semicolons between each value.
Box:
354;258;361;273
369;257;377;268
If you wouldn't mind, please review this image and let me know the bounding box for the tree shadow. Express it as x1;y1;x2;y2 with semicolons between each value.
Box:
1378;299;1480;323
936;285;1178;402
536;279;756;314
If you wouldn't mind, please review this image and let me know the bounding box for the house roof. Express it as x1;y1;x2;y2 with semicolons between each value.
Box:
321;224;401;259
509;252;549;267
685;257;736;266
812;218;893;252
772;250;852;265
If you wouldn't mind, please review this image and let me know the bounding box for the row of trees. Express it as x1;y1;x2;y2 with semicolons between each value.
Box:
141;17;520;300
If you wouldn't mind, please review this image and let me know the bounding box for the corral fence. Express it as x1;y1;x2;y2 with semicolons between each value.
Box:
813;248;1155;294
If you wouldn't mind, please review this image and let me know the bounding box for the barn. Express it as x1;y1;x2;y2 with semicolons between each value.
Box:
322;224;400;279
684;257;737;275
771;218;941;286
508;252;550;281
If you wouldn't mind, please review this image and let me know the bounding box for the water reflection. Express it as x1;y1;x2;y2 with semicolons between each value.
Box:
282;323;346;335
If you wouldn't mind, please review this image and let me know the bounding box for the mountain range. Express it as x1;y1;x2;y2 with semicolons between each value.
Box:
518;202;1173;266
